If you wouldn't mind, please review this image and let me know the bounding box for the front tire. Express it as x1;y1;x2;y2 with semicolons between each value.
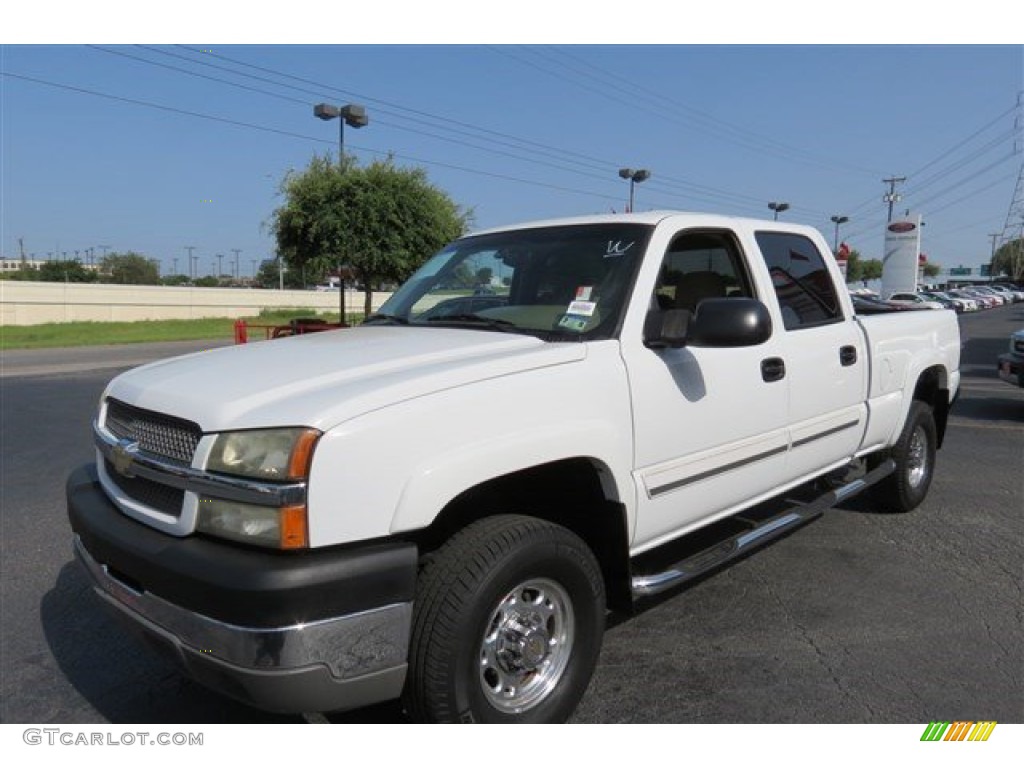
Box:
871;400;937;513
402;515;605;723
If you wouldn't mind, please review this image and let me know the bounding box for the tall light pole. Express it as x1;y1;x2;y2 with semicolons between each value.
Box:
231;249;242;282
768;201;790;221
830;215;850;253
216;253;224;279
882;176;906;222
314;103;369;318
185;246;196;280
618;168;651;213
314;103;369;168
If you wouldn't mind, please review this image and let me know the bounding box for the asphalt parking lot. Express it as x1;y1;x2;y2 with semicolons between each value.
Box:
1;306;1021;724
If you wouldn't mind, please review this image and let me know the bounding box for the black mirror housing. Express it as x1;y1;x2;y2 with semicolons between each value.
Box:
687;298;772;347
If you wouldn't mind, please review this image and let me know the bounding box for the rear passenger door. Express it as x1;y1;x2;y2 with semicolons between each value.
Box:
753;230;867;478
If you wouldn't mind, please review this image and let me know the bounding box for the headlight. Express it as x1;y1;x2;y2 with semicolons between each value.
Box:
207;427;320;481
197;499;308;549
200;427;320;549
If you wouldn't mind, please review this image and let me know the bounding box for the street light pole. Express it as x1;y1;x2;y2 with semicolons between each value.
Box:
314;103;368;169
882;176;906;222
314;103;369;319
618;168;651;213
830;215;850;253
768;201;790;221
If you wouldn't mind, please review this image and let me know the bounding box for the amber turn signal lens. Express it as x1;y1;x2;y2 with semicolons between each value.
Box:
287;429;321;480
279;504;309;549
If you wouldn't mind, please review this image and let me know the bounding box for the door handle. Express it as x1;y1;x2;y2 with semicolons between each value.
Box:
761;357;786;382
840;345;858;366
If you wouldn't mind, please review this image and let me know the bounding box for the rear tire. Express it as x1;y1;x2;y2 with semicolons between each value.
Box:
871;401;937;513
402;515;605;723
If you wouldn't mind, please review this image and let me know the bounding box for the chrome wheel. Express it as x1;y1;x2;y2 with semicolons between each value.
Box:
907;425;929;488
479;578;575;714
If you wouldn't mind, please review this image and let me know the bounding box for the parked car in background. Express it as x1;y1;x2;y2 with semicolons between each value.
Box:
997;328;1024;388
918;291;960;312
849;294;919;314
923;291;973;312
951;288;997;309
886;292;945;310
971;287;1009;306
989;284;1024;303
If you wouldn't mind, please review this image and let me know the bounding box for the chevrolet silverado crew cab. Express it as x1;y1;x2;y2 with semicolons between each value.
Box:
67;212;961;723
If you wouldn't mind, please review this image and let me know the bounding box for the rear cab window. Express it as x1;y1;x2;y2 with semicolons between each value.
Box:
754;231;844;331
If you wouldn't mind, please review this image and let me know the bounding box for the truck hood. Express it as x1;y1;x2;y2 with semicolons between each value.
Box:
104;327;587;432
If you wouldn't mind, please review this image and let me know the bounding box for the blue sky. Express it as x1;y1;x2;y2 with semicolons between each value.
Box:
2;34;1022;278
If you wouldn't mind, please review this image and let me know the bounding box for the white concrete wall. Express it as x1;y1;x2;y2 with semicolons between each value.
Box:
0;281;391;326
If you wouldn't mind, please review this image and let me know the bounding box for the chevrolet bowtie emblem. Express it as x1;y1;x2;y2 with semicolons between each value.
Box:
111;438;140;477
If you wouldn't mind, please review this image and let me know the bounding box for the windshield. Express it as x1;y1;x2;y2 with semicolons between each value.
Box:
372;223;653;340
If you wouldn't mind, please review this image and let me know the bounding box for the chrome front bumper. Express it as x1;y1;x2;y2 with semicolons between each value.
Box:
74;535;411;713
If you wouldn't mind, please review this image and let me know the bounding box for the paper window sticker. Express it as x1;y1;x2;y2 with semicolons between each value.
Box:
575;286;593;301
566;300;597;317
557;314;589;332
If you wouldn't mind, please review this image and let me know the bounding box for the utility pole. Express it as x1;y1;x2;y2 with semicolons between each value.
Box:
882;176;906;222
185;246;196;280
231;249;242;281
216;253;224;279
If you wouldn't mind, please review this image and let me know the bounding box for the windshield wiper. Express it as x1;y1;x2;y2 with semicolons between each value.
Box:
425;313;519;331
363;313;409;325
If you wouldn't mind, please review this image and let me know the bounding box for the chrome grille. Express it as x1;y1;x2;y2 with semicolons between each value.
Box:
104;399;202;466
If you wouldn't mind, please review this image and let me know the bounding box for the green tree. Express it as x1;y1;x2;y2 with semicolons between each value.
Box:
861;259;884;281
254;258;307;289
922;262;941;278
842;249;884;284
271;154;471;315
991;237;1024;280
845;249;864;283
35;259;96;283
100;252;160;285
160;273;191;286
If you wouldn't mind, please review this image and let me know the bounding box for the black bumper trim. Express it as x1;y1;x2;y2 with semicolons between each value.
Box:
67;464;418;628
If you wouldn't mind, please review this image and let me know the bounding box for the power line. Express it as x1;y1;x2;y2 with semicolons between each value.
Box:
499;44;884;178
101;45;790;213
0;71;628;206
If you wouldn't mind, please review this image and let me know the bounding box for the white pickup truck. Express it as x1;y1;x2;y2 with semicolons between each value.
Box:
67;212;961;723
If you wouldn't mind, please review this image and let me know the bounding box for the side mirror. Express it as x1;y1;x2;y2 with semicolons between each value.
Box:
687;297;772;347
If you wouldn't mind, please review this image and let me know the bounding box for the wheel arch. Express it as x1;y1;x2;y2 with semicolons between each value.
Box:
408;457;634;613
910;364;952;448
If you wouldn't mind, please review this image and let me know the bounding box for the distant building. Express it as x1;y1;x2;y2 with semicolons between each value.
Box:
0;257;100;274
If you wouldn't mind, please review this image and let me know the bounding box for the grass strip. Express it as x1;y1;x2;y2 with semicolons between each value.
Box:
1;310;364;350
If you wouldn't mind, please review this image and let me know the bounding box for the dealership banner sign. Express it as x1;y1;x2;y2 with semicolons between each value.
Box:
881;215;922;298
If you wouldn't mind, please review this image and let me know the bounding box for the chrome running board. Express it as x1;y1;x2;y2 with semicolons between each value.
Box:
630;459;896;598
